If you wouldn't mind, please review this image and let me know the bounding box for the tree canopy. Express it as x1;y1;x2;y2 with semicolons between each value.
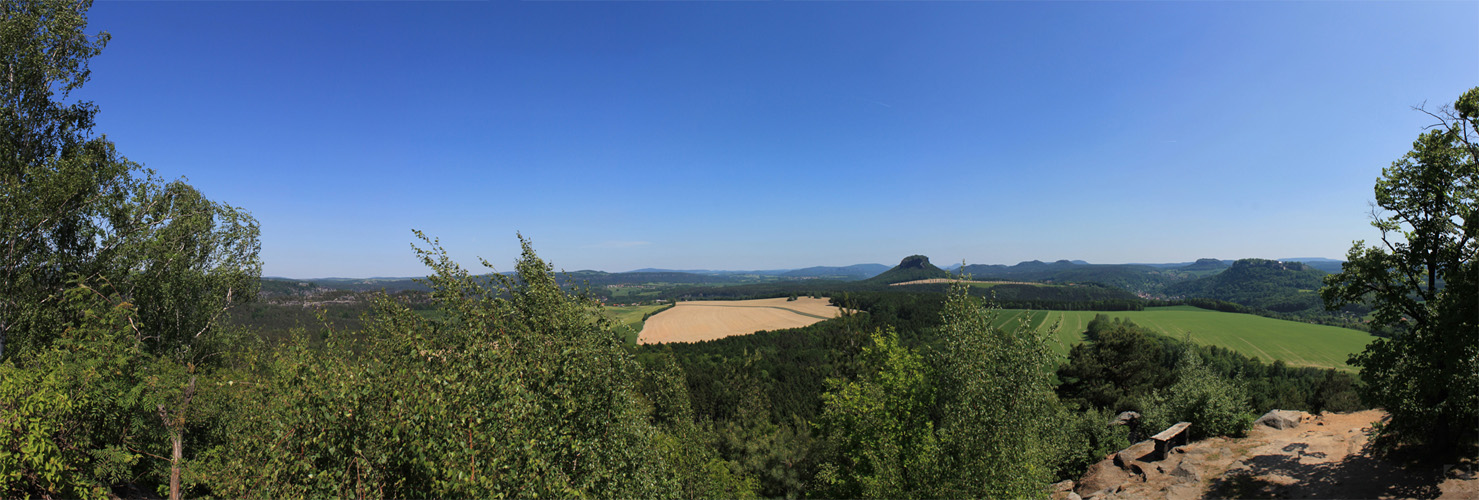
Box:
1322;87;1479;453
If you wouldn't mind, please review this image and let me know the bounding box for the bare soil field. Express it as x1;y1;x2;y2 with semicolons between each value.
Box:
637;297;841;344
1067;410;1479;500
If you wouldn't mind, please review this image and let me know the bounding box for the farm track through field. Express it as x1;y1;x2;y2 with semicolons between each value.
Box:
1238;337;1278;362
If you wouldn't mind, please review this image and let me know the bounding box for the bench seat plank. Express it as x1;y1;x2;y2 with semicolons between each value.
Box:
1151;421;1191;442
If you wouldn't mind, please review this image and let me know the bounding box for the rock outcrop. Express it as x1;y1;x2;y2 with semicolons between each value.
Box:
1065;410;1479;499
1255;409;1303;430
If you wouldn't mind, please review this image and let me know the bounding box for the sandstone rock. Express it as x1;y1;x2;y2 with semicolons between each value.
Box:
1111;411;1141;425
1113;440;1156;469
1051;480;1075;492
1050;489;1083;500
1171;462;1200;483
1256;409;1303;430
1076;460;1130;496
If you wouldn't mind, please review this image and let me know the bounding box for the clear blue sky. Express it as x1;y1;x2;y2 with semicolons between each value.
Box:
78;1;1477;278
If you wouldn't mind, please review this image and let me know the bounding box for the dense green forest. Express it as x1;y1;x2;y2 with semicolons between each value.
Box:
3;2;1473;498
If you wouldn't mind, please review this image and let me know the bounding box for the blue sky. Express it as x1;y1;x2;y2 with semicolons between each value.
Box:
78;1;1477;278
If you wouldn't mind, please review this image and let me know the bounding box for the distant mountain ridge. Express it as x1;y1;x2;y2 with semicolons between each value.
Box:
266;256;1343;295
1180;258;1231;272
782;264;891;279
628;263;888;279
1278;258;1345;274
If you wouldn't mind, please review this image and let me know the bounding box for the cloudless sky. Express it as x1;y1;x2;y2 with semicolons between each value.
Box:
77;1;1478;278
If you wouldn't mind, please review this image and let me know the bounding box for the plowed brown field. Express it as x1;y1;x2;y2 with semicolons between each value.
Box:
637;297;841;344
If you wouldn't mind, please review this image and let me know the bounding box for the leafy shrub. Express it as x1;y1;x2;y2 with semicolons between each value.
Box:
1141;352;1255;440
1049;406;1131;481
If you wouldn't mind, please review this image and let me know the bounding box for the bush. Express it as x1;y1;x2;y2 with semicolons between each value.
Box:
1049;406;1131;481
1141;351;1255;440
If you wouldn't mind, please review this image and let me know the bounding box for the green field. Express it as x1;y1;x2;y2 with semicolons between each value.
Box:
603;304;669;344
992;306;1374;371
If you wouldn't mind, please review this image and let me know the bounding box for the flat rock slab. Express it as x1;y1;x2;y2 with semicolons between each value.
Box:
1255;409;1305;430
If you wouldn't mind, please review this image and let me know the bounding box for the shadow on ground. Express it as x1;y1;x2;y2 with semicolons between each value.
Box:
1203;441;1444;499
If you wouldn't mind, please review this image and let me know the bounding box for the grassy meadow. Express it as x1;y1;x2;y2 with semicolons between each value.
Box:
992;305;1374;371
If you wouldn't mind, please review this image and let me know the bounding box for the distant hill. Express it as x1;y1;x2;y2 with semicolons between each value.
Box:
782;264;890;280
628;264;888;280
1131;260;1233;270
259;278;337;297
628;268;789;276
264;277;429;293
958;260;1194;294
557;271;745;287
1280;257;1345;274
1165;259;1328;313
866;255;951;284
1179;258;1230;272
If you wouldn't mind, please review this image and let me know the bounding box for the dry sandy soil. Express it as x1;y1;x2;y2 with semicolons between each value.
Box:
1069;410;1479;500
637;297;841;344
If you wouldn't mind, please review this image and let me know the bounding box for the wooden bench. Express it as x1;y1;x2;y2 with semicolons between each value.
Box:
1151;422;1191;461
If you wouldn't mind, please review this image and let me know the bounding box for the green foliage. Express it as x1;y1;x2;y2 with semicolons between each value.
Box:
1323;87;1479;454
1;6;261;496
0;0;122;361
1056;315;1176;412
196;234;680;497
635;353;760;498
0;284;145;499
1049;406;1130;481
123;181;261;362
814;285;1104;497
930;282;1061;498
813;328;939;499
1140;351;1255;441
709;409;815;498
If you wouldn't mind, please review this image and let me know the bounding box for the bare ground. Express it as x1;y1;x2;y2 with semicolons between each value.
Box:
1070;410;1479;500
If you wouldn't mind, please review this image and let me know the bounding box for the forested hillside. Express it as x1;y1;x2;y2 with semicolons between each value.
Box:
959;260;1210;294
1165;259;1328;313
